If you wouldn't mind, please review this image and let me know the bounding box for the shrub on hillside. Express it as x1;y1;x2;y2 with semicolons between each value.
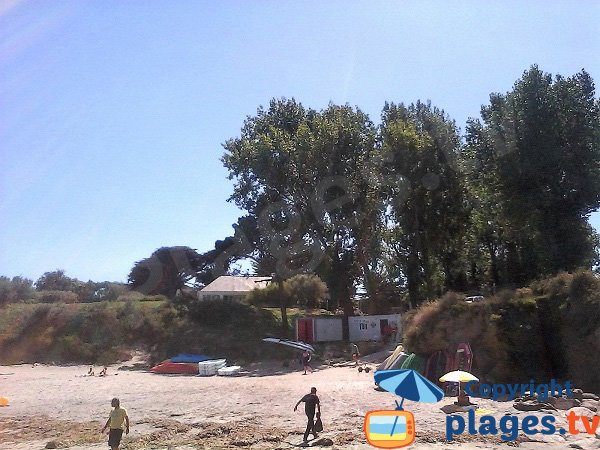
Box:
568;270;600;304
402;272;600;389
402;291;541;383
186;298;277;329
0;276;34;304
530;271;573;301
34;290;79;304
138;294;168;302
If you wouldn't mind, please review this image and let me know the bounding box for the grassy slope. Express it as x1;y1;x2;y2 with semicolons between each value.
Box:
0;300;298;365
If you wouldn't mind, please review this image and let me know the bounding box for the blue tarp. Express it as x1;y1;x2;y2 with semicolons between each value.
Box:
170;353;212;363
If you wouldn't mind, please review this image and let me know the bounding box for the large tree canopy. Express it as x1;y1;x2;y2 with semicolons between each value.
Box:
380;101;468;307
128;246;204;299
464;66;600;284
222;99;379;315
221;70;600;311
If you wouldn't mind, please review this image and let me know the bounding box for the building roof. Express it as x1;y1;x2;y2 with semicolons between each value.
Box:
200;275;271;293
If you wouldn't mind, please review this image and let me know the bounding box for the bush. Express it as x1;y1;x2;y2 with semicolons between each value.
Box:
515;287;533;298
138;294;168;302
530;272;573;301
569;270;600;304
187;298;276;329
35;290;79;304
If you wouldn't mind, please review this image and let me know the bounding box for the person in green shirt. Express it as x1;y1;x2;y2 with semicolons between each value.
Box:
101;398;129;450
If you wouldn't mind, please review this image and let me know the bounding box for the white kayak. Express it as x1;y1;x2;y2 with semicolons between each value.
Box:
217;365;242;376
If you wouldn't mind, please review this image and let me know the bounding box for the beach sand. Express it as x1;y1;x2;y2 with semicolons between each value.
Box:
0;359;597;449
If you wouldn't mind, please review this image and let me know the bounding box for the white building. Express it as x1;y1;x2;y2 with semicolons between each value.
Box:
348;314;401;342
296;313;402;343
198;275;271;302
296;316;344;342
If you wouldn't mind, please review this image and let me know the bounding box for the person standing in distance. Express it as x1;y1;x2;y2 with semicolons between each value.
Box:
101;397;130;450
351;343;360;366
301;350;313;375
294;387;321;443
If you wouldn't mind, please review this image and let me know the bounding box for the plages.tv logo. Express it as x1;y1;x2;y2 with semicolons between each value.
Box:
364;369;444;449
446;379;600;441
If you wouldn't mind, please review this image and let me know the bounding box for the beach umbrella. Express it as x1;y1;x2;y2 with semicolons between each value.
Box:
439;370;479;401
439;370;479;383
374;369;445;410
374;369;444;438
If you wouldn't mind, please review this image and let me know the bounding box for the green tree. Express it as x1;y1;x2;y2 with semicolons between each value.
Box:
128;247;204;299
222;99;379;323
464;66;600;284
380;101;468;307
246;274;329;331
0;276;34;304
35;270;77;292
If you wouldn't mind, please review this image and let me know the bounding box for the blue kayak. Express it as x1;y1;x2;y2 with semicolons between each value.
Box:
169;353;212;363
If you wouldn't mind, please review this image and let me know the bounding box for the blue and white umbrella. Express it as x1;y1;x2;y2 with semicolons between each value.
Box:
374;369;444;410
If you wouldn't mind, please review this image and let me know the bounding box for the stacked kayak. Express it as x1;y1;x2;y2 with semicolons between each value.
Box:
198;359;227;376
150;354;242;376
150;362;199;374
399;353;426;374
170;353;211;363
150;354;216;374
217;365;242;376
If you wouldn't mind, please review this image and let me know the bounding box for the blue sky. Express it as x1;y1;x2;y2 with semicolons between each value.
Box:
1;1;600;283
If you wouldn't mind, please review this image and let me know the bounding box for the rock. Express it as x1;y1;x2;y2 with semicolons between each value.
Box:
583;393;600;401
515;395;537;402
569;444;584;449
567;406;596;418
547;396;581;410
571;389;584;401
581;400;598;412
312;437;334;446
45;442;62;449
441;404;467;414
514;400;546;411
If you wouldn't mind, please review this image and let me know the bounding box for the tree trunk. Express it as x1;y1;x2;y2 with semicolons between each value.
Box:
278;280;289;337
485;240;500;287
406;247;420;309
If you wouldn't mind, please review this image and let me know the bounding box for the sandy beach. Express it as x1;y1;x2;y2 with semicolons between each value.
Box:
1;358;598;450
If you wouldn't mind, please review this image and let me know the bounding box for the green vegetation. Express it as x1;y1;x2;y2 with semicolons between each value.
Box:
0;300;175;365
245;274;329;334
1;65;599;385
402;270;600;393
0;296;290;366
218;66;600;310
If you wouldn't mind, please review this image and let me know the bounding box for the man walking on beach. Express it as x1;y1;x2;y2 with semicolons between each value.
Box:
294;387;320;443
101;397;129;450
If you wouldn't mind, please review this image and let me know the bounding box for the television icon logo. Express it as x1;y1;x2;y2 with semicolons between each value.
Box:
364;410;415;448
